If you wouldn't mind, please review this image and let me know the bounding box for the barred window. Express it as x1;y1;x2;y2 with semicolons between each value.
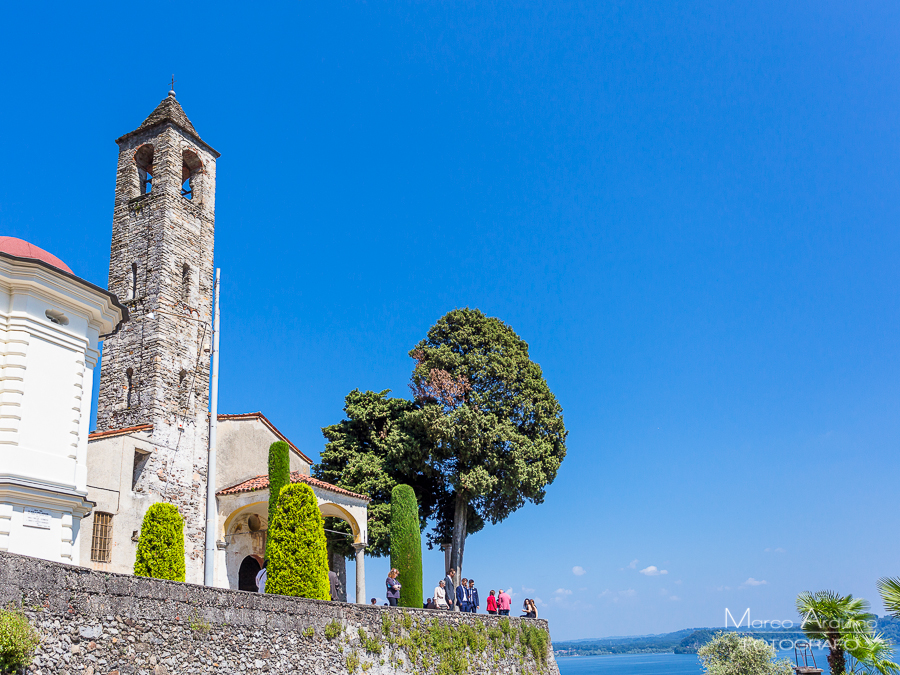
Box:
90;512;113;563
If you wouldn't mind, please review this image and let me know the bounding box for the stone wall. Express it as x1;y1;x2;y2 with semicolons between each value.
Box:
0;551;560;675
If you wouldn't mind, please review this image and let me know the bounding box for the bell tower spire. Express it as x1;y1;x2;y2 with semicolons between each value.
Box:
96;93;220;584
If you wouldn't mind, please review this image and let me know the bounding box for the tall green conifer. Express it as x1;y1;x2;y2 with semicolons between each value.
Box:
390;484;423;608
267;440;291;558
266;483;331;599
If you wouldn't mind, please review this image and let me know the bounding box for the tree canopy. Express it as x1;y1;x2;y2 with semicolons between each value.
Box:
698;632;793;675
313;389;440;558
408;308;568;575
313;308;567;578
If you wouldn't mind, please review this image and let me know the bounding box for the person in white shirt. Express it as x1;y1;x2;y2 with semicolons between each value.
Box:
255;559;268;593
434;579;449;609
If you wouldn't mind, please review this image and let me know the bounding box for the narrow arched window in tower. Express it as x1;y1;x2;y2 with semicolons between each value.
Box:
127;262;137;300
125;368;134;408
179;369;190;411
135;144;154;195
181;150;203;201
181;263;191;304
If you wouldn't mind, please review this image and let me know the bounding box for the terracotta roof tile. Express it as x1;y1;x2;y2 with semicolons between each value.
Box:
217;471;370;502
88;424;153;441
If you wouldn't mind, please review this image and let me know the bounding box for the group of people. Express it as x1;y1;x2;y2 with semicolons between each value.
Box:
422;569;538;618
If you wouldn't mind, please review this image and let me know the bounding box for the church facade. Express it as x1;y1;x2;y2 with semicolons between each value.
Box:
81;93;369;599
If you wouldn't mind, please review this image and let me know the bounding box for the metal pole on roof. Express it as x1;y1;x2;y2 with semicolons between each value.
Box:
204;268;221;586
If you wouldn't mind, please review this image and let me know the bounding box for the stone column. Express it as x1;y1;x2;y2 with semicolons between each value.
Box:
353;543;366;604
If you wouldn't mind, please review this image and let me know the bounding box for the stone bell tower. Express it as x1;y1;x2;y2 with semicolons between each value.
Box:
95;90;219;583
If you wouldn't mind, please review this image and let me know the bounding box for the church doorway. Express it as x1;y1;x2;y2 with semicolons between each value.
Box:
238;555;261;592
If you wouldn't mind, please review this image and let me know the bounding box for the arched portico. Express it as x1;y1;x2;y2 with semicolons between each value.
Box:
215;474;370;601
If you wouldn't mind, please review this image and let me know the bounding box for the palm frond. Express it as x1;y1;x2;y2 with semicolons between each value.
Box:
877;578;900;618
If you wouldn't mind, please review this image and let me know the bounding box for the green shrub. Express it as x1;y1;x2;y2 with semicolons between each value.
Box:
699;632;793;675
389;484;423;608
346;652;360;673
266;441;291;559
134;502;185;581
325;619;343;640
519;623;550;663
0;608;40;673
266;483;331;599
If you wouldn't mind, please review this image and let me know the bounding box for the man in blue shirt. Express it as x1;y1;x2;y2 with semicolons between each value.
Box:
456;577;470;612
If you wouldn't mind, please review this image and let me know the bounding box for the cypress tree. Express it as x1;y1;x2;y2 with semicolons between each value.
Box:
266;483;331;599
134;502;185;581
267;440;291;558
390;484;423;608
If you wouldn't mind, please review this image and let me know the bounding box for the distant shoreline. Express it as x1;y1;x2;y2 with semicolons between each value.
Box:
553;617;900;657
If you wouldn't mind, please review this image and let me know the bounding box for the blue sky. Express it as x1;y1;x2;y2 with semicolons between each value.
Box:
2;0;900;641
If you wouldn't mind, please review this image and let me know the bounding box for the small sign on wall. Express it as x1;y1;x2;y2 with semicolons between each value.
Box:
23;508;51;530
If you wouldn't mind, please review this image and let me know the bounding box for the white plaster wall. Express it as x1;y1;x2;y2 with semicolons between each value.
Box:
0;255;123;565
81;432;159;574
215;417;310;492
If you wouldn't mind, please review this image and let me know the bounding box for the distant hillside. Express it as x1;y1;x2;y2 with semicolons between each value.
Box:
554;616;900;657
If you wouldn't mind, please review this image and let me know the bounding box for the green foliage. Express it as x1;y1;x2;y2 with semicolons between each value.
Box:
390;484;423;608
519;623;550;663
266;441;291;558
325;619;343;640
0;608;40;672
314;390;441;558
188;611;211;633
408;308;568;552
303;626;315;638
134;502;185;581
878;578;900;618
266;483;331;599
359;628;382;654
699;632;793;675
796;590;888;675
346;651;360;673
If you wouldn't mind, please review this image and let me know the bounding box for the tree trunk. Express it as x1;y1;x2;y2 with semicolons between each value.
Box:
449;492;468;590
827;637;845;675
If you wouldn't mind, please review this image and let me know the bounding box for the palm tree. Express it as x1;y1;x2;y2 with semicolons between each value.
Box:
876;578;900;617
796;591;874;675
845;633;900;675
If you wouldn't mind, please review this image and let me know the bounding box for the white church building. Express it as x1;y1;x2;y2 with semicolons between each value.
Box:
2;92;371;601
0;237;127;564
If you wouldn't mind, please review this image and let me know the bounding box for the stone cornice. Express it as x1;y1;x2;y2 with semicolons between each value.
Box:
0;476;94;515
0;254;127;337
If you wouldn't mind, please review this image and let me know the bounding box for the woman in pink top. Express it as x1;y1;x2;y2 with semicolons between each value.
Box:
496;589;512;616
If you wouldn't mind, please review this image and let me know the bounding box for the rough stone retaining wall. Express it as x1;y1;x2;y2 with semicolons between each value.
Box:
0;551;560;675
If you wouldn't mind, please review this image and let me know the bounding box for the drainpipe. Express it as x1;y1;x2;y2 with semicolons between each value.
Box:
204;268;221;586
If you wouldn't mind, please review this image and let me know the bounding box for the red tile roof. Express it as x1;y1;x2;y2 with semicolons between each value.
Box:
88;424;153;441
0;237;73;274
217;471;370;502
216;412;313;464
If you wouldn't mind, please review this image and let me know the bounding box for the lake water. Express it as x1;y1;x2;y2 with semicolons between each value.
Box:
556;650;830;675
556;654;702;675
